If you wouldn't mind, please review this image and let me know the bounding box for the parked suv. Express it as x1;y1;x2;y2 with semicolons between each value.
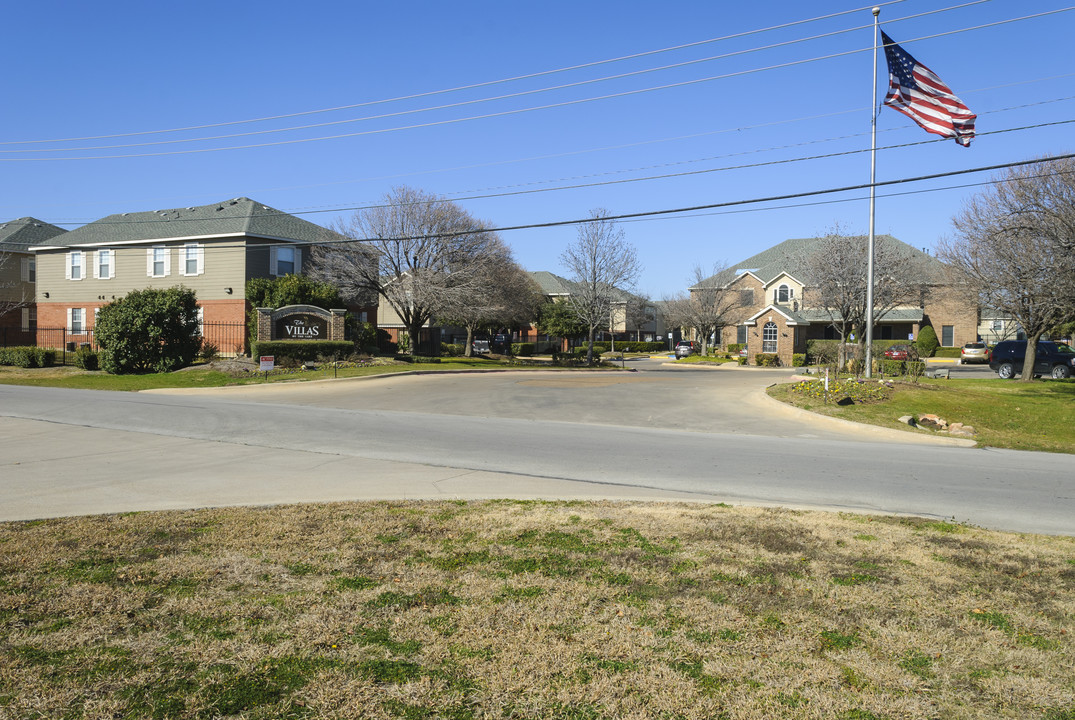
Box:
674;340;696;359
988;340;1075;379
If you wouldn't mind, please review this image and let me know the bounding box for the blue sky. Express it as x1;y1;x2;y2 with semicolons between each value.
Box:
3;0;1072;297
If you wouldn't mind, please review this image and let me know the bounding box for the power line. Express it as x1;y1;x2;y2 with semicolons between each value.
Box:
1;1;912;147
0;2;988;154
42;154;1075;247
6;7;1067;161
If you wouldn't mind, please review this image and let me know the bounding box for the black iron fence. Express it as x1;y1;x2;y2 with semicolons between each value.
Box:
1;322;248;357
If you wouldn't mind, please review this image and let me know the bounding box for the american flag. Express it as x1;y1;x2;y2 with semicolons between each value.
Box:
881;30;976;147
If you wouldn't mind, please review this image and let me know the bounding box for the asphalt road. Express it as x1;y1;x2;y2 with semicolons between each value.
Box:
1;361;1071;534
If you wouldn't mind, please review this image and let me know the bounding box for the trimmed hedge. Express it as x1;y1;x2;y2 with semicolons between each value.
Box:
0;346;57;368
441;343;466;357
934;346;962;358
727;343;744;354
74;347;99;371
792;353;806;367
755;354;780;367
511;342;536;357
251;340;354;363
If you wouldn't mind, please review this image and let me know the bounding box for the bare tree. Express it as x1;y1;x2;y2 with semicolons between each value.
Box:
560;210;642;365
806;229;926;369
438;241;544;356
311;186;502;356
663;264;742;355
938;157;1075;380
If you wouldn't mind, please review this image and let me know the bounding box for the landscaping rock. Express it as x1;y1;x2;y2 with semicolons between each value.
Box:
917;414;949;430
898;415;917;427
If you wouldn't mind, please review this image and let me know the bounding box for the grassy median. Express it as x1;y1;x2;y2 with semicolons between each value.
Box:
1;500;1072;719
769;377;1075;454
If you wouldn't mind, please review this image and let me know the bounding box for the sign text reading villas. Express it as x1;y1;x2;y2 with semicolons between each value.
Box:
280;315;324;339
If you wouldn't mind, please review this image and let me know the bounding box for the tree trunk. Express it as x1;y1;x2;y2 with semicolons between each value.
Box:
464;326;474;358
1021;330;1044;381
586;327;596;366
408;323;420;357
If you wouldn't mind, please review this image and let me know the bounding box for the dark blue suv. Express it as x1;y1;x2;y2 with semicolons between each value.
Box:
988;340;1075;379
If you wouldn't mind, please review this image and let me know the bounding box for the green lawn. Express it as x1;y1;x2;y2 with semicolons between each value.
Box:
0;356;592;392
769;377;1075;453
2;500;1073;719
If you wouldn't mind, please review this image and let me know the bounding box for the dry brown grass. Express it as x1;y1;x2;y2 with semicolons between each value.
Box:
1;501;1073;719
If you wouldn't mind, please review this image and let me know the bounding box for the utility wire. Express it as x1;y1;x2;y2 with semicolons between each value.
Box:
1;1;912;146
6;7;1066;160
42;154;1075;245
0;2;987;154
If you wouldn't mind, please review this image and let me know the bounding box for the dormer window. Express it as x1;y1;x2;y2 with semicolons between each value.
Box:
776;284;793;303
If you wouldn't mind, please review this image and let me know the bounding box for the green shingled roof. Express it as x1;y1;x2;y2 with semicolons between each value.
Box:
528;270;637;302
28;198;343;248
0;217;67;253
693;235;946;289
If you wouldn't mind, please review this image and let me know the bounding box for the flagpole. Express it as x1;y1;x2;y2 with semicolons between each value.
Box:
865;6;880;379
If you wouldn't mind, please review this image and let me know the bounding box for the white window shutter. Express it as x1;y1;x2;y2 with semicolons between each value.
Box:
93;251;100;279
164;248;171;276
294;247;302;274
66;253;73;280
21;308;29;330
197;245;205;275
147;248;154;276
66;308;72;331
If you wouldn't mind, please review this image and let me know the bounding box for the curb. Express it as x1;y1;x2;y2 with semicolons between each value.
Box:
756;383;977;447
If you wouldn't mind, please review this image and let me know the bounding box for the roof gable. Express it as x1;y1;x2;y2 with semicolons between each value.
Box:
28;198;343;249
696;235;946;288
0;217;67;253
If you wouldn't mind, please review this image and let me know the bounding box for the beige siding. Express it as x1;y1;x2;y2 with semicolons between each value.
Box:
0;252;34;303
36;240;248;303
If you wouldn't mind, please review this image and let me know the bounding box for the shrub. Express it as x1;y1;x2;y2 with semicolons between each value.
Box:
916;325;939;358
441;343;465;357
200;342;219;363
74;346;99;371
879;359;905;376
737;357;747;365
95;287;202;374
792;353;806;367
934;346;962;358
755;354;781;367
615;341;665;353
727;343;743;354
511;342;536;357
251;340;354;363
0;346;55;368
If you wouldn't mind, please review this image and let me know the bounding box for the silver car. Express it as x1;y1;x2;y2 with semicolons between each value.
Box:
674;342;695;359
960;342;990;364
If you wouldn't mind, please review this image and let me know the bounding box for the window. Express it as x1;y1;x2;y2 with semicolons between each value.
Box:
148;246;170;277
991;319;1004;334
737;325;747;345
95;249;113;280
181;243;203;276
776;284;793;303
21;307;36;331
740;288;754;306
762;321;778;353
271;246;300;276
68;307;85;333
66;251;84;281
941;325;954;347
21;257;35;283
